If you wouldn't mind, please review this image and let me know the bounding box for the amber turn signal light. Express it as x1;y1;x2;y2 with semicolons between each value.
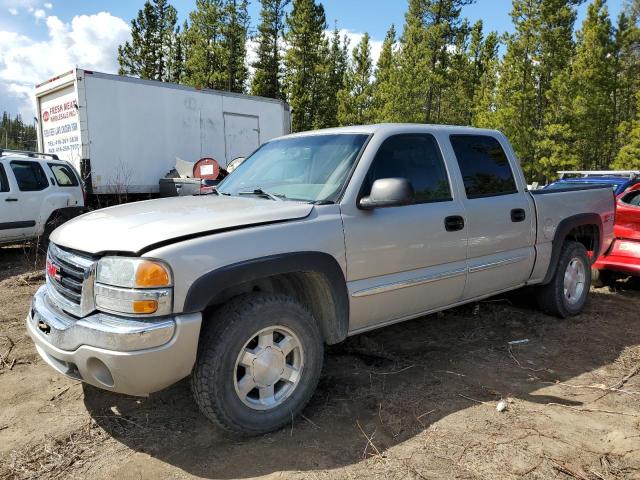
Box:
135;261;171;288
132;300;158;314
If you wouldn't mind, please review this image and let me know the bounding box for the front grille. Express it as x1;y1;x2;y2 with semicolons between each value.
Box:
47;243;96;317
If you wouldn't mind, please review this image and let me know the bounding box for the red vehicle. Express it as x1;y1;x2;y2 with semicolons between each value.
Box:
593;184;640;282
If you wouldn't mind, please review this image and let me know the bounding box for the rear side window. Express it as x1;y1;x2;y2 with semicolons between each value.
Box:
0;164;8;192
48;163;79;187
363;134;452;203
450;135;518;198
623;190;640;207
10;161;49;192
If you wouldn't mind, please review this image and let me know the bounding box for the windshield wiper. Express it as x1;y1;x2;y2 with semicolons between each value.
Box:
237;188;285;201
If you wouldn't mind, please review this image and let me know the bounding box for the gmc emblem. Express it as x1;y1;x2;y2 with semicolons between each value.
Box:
46;259;61;281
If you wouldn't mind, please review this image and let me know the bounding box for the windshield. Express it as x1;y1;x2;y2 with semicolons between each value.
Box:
545;181;620;191
217;134;369;203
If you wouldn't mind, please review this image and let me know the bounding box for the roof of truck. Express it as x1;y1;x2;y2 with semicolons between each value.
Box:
281;123;503;139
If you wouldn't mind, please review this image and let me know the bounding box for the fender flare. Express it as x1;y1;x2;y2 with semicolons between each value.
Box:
183;251;350;344
541;213;603;285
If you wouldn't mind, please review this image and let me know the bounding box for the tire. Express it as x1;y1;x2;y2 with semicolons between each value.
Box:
536;241;591;318
191;293;324;436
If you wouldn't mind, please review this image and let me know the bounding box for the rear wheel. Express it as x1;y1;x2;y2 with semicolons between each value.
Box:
536;241;591;318
191;293;324;436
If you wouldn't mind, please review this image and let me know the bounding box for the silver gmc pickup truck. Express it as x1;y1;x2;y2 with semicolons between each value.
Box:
27;124;615;435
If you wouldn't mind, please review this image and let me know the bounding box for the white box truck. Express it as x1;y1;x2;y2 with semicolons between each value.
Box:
35;69;291;198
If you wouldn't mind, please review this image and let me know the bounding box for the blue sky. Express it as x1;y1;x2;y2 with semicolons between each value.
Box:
0;0;627;118
2;0;625;41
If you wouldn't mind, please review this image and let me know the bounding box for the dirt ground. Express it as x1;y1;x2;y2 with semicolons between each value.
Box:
1;244;639;480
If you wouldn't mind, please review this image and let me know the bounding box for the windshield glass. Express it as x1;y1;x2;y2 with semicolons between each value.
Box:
545;181;620;191
217;134;369;203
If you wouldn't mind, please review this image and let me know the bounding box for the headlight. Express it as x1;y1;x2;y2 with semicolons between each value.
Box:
95;257;173;316
97;257;172;288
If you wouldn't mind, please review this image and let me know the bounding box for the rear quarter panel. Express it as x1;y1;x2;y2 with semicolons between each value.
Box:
528;188;615;283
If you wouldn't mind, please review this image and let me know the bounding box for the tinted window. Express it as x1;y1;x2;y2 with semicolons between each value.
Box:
623;190;640;207
0;164;8;192
48;163;79;187
363;134;452;203
450;135;518;198
10;161;49;192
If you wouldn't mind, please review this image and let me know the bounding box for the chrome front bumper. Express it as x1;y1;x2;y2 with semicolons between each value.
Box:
27;285;202;396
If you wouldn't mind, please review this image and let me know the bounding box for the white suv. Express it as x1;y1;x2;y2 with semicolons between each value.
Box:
0;149;84;246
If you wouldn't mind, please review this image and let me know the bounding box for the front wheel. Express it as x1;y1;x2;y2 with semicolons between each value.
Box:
191;293;324;436
536;241;591;318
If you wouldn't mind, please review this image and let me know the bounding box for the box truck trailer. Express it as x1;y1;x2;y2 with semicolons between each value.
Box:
35;69;291;198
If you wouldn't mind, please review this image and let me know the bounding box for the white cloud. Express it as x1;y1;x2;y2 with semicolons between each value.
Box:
44;2;52;9
0;12;130;118
8;7;17;15
33;8;45;21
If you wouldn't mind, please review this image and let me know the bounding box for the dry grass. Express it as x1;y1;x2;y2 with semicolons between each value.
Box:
0;421;109;480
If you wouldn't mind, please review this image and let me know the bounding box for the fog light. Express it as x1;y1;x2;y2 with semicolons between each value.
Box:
133;300;158;314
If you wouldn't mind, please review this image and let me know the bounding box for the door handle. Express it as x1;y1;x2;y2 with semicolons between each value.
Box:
4;198;18;202
444;215;465;232
511;208;526;222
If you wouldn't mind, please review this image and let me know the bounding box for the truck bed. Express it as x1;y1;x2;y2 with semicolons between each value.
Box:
528;186;616;284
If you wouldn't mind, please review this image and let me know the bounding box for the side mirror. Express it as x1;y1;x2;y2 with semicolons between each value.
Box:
359;178;415;210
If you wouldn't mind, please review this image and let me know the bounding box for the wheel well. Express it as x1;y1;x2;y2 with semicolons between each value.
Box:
565;224;598;254
205;272;345;345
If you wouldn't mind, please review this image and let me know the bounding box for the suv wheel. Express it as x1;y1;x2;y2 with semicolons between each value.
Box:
191;293;324;436
536;241;591;318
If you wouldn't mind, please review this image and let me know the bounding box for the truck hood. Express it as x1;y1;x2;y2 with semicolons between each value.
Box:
50;195;314;255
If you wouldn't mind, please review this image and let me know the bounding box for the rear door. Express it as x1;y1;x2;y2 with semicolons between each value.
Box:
448;134;535;299
224;113;260;167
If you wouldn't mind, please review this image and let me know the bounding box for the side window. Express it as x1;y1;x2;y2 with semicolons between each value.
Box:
48;163;79;187
363;134;452;203
450;135;518;199
10;161;49;192
622;190;640;207
0;164;8;192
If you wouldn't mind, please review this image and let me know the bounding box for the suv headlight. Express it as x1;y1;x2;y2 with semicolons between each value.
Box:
95;257;173;315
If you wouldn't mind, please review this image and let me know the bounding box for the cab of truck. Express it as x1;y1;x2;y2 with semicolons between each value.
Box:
0;149;84;245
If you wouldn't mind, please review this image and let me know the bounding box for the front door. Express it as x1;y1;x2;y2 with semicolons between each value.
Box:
448;134;535;299
0;163;27;241
2;160;50;241
341;133;468;333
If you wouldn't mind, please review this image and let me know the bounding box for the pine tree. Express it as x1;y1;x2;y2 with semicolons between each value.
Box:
183;0;227;90
0;112;37;150
251;0;290;99
372;25;396;122
422;0;474;123
167;23;186;83
384;0;430;122
492;0;540;178
337;33;375;125
613;91;640;169
471;30;500;127
224;0;250;93
284;0;329;131
318;27;350;127
570;0;615;170
118;0;179;81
